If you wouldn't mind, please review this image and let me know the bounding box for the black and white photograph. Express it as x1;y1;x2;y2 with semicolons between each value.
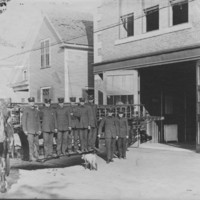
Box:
0;0;200;199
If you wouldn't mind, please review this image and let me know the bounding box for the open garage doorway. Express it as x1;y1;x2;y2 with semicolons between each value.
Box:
139;61;196;145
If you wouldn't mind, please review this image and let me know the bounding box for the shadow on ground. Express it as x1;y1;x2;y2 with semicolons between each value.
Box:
10;155;86;170
165;142;196;151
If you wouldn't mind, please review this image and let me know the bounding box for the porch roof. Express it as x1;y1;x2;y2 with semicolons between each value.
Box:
11;80;29;92
93;44;200;73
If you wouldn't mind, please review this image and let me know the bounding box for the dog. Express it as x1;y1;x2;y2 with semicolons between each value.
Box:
81;153;97;171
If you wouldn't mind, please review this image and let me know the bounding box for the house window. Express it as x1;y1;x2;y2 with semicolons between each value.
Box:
40;87;51;102
107;95;134;105
23;70;27;81
171;0;188;25
120;13;134;38
41;39;50;68
145;5;159;32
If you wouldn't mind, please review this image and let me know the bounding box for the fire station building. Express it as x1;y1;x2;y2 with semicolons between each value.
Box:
93;0;200;151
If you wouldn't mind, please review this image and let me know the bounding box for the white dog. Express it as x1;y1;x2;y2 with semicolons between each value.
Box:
81;153;97;171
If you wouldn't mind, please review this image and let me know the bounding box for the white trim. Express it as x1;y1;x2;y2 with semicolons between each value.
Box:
115;22;192;45
60;43;93;50
43;15;63;42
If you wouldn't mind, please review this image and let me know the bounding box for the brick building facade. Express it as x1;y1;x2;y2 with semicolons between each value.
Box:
93;0;200;150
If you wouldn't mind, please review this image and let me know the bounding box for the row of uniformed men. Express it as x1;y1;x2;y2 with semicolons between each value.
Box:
21;96;129;163
21;96;97;161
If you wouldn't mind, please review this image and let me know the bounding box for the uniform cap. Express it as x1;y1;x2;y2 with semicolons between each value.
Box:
70;97;76;102
44;99;51;104
79;97;85;102
28;97;35;102
58;97;64;103
88;95;94;101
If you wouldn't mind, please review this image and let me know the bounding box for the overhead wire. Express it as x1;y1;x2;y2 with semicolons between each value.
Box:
0;0;196;61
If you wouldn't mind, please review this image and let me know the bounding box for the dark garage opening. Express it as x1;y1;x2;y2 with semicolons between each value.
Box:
139;61;196;145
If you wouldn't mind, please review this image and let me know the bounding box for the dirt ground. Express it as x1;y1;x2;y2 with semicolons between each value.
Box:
2;143;200;199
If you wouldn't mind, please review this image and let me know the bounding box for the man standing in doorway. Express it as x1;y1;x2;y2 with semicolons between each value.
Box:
22;97;41;162
40;99;56;158
55;98;71;156
78;97;92;152
87;95;97;150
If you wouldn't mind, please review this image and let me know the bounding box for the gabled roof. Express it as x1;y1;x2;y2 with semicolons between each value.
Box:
46;9;93;47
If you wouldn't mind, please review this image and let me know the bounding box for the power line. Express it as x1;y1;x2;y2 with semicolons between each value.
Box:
93;0;195;33
0;0;195;61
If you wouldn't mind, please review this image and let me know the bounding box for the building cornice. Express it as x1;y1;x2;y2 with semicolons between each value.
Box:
93;43;200;73
94;43;200;67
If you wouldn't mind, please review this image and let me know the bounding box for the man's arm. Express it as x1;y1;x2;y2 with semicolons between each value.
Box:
98;117;105;137
36;110;41;133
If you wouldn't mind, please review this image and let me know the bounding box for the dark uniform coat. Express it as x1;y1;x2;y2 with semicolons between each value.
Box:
55;106;71;131
40;106;56;132
77;105;93;129
22;106;41;134
98;116;119;138
86;103;97;128
68;105;80;128
116;117;129;138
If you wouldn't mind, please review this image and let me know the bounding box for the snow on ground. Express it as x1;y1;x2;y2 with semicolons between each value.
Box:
2;144;200;199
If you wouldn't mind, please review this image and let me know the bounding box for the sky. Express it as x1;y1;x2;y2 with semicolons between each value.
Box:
9;0;101;13
0;0;101;60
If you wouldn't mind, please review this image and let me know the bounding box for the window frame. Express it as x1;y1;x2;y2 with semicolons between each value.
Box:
40;86;51;102
41;39;51;68
170;0;189;26
144;5;159;32
120;12;134;39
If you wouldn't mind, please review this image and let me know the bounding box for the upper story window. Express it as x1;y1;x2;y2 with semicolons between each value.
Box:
120;13;134;38
41;39;50;68
119;0;134;39
144;5;159;32
171;0;188;26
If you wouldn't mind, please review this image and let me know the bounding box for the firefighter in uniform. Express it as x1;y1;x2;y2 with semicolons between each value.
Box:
55;98;71;156
68;97;80;152
40;99;56;158
21;97;41;162
98;108;119;164
87;95;97;150
116;111;129;159
78;97;92;152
